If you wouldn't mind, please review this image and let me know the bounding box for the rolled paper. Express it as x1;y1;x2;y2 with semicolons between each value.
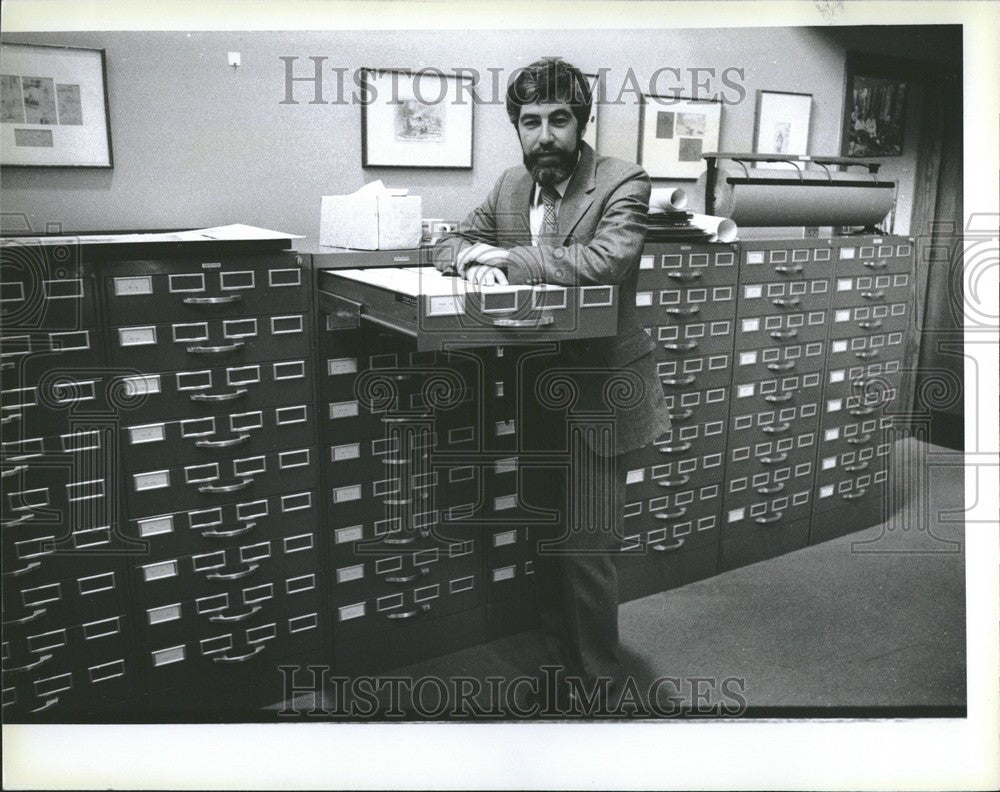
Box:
695;166;895;227
688;213;738;243
649;187;688;212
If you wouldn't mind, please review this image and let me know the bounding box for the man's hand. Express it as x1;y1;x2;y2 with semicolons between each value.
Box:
464;264;509;286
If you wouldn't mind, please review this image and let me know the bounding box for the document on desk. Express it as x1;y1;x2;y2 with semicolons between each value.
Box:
172;224;304;241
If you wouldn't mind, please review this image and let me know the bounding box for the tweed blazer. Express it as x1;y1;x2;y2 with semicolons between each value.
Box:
433;142;671;456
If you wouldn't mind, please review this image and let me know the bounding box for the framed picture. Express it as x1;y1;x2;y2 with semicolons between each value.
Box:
841;53;909;157
754;90;812;168
637;94;721;179
1;42;113;167
581;72;600;151
360;68;474;169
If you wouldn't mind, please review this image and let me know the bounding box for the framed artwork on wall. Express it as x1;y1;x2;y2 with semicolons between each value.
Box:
841;52;909;157
637;94;721;179
0;42;113;167
581;72;600;151
753;90;812;168
360;68;474;169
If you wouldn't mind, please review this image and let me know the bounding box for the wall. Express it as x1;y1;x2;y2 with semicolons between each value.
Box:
1;26;961;237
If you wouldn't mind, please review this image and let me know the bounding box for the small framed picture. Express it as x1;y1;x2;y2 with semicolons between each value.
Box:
581;72;600;151
753;90;812;167
360;68;474;169
637;94;721;179
0;42;113;167
842;53;909;157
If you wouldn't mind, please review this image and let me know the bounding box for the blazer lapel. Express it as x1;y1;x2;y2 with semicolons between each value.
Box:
505;172;535;246
557;142;596;244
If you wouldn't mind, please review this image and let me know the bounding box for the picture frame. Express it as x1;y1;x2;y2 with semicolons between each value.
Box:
637;94;721;179
841;52;910;157
581;72;600;151
753;90;812;168
360;68;474;169
1;42;113;167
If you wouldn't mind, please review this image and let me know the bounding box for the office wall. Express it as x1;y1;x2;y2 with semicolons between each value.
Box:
1;26;960;237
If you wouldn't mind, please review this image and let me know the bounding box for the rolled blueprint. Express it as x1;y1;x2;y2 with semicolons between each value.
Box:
695;167;895;227
649;187;688;212
688;213;738;243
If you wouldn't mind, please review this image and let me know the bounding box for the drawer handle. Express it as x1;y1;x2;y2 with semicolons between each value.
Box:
382;497;413;506
860;290;885;301
386;603;432;620
654;506;687;520
198;477;253;494
762;422;790;434
756;483;784;495
1;464;27;478
864;260;887;270
190;388;247;403
213;644;266;663
858;320;883;330
202;521;256;539
772;297;800;307
492;316;554;328
662;341;698;352
2;514;35;528
855;350;879;359
847;434;872;445
767;361;795;372
195;433;250;449
7;652;52;673
3;561;40;576
383;567;431;584
665;307;700;317
186;341;245;354
667;409;693;422
382;452;431;466
765;392;793;403
3;607;46;626
773;265;802;275
769;329;798;340
661;375;696;386
843;461;869;472
850;407;877;417
1;412;21;426
30;696;59;713
755;512;783;525
760;453;788;464
843;489;867;500
206;562;259;581
657;475;691;488
667;272;701;281
384;529;431;546
209;604;262;623
657;442;691;454
650;537;685;552
3;453;41;463
183;295;243;305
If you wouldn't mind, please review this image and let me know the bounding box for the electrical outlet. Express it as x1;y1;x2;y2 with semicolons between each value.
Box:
227;52;241;68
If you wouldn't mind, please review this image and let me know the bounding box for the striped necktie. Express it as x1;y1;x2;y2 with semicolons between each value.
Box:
540;184;560;240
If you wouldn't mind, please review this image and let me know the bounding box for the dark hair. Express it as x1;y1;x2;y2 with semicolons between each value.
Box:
505;58;592;134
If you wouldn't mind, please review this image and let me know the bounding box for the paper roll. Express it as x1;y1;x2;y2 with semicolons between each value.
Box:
695;167;895;227
688;213;738;243
649;187;688;212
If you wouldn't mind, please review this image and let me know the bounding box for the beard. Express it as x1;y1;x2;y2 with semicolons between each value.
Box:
523;144;578;186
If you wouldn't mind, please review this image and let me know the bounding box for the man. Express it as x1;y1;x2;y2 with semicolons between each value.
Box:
434;58;671;714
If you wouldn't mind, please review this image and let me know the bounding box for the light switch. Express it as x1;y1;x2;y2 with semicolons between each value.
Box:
227;51;241;67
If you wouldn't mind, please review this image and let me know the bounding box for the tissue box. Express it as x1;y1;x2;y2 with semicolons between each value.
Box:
320;186;423;250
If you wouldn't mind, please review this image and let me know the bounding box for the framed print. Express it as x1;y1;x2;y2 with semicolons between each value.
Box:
842;53;909;157
360;68;474;168
582;72;600;151
754;90;812;168
637;94;721;179
1;42;113;167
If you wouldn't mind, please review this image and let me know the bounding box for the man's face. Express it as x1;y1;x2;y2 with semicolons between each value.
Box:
517;101;580;185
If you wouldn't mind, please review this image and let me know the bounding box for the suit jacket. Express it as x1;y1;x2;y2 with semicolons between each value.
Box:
433;142;671;456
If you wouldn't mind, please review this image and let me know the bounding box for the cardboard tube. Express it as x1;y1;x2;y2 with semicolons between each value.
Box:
695;167;895;227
